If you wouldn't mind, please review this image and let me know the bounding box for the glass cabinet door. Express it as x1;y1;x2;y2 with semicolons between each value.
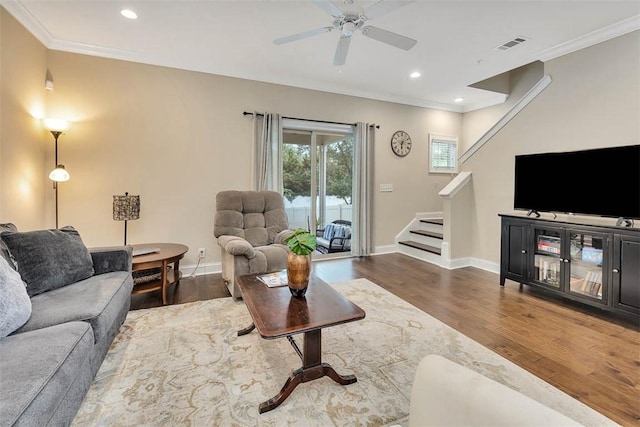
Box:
568;232;605;301
533;227;562;288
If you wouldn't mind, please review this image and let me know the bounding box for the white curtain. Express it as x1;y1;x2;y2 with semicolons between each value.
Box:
351;122;374;256
253;113;283;192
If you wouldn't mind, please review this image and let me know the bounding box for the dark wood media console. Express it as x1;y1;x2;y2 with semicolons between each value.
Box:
499;214;639;318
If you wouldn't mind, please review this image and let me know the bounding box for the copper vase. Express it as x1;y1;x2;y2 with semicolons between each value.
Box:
287;253;311;298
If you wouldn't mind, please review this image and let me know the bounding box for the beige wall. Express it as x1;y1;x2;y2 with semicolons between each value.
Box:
3;8;637;270
463;31;640;265
0;9;48;230
1;10;461;266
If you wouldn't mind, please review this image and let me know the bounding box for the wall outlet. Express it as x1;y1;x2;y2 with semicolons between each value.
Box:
198;248;206;259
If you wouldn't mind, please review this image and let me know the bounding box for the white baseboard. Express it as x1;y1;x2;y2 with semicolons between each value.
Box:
469;258;500;274
440;256;500;273
176;255;499;278
374;244;397;254
179;262;221;277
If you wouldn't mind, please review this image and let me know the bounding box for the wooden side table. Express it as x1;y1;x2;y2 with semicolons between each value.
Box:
131;243;188;305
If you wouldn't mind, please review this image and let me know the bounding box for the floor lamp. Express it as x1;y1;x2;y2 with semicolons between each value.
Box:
43;118;70;229
113;192;140;245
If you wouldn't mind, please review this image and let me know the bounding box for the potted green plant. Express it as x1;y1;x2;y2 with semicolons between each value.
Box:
283;228;317;297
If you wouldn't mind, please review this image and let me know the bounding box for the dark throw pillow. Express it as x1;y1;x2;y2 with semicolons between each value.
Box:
0;223;18;269
0;226;95;297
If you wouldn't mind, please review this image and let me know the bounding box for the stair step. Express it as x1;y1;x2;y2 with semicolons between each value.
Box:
420;218;443;225
399;241;442;255
410;229;443;240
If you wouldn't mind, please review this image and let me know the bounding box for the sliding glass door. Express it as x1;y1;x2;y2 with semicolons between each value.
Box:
282;125;354;257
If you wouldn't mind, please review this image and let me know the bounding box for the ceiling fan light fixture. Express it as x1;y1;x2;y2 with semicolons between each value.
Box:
342;21;356;37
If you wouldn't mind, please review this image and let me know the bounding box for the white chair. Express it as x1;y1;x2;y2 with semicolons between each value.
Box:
408;354;583;426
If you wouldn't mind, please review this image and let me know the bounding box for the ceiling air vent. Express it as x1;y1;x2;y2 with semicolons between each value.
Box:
496;36;528;51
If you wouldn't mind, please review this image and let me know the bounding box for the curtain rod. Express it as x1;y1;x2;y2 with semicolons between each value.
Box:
242;111;379;129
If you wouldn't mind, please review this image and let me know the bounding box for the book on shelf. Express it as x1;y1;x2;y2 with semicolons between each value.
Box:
581;246;603;265
537;257;559;284
538;257;546;280
256;270;289;288
537;235;561;255
591;271;602;297
580;270;602;296
581;271;593;292
549;262;559;284
570;276;584;291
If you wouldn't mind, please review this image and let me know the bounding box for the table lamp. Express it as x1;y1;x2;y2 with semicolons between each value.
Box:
113;192;140;245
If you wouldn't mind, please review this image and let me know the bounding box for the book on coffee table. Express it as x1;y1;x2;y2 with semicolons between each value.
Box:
257;270;288;287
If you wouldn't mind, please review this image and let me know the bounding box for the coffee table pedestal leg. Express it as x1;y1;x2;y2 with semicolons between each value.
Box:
237;323;255;336
259;329;357;414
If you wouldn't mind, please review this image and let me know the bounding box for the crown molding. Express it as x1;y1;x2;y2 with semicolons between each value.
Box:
1;0;54;46
0;0;495;113
3;0;636;114
461;93;509;113
535;15;640;62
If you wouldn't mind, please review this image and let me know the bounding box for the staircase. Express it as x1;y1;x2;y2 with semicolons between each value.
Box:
398;217;444;265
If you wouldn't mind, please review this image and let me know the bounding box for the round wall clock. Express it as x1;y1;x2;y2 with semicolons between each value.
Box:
391;130;412;157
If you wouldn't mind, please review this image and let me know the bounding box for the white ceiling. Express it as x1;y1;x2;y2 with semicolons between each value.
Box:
3;0;639;112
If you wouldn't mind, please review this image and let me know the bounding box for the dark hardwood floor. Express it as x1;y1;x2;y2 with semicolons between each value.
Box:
130;253;640;426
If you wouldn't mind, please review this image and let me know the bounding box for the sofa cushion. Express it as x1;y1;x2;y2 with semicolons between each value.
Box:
322;224;336;240
0;321;94;427
15;271;132;344
0;256;32;337
0;226;95;297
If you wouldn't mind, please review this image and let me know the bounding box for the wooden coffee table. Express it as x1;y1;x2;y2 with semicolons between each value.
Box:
236;272;366;413
131;243;188;305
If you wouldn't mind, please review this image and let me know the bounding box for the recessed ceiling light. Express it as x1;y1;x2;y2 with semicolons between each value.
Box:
454;97;464;103
121;9;138;19
410;71;421;79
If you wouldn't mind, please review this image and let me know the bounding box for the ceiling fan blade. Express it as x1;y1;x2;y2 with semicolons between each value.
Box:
361;0;416;20
312;0;344;18
361;26;417;50
333;35;352;66
273;26;333;45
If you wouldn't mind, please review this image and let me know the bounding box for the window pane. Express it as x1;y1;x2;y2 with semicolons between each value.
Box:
430;138;457;172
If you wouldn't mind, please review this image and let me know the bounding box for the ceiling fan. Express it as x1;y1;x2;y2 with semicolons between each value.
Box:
273;0;417;66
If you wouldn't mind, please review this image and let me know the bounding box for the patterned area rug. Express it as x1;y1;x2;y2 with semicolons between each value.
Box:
73;279;614;426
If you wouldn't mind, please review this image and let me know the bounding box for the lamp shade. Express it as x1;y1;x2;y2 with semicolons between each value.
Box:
49;165;70;182
43;118;69;132
113;193;140;221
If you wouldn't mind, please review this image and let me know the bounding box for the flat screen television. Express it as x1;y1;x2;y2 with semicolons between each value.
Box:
514;145;640;219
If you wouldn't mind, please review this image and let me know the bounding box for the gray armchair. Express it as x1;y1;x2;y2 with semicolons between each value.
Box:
214;190;292;298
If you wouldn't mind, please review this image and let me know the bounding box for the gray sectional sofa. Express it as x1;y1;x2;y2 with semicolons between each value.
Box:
0;224;133;426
